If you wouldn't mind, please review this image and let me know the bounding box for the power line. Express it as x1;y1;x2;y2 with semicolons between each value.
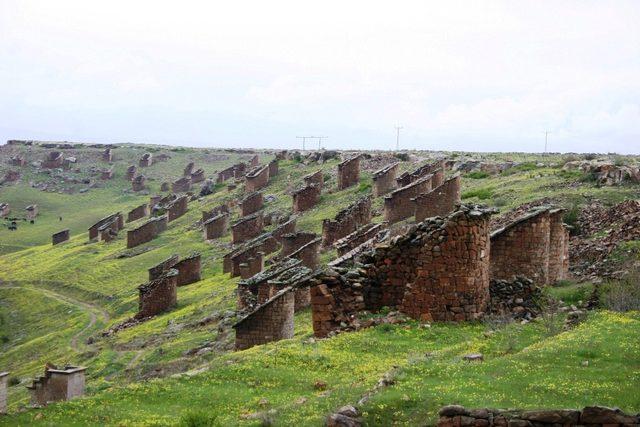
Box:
296;136;313;151
544;131;551;154
395;125;403;151
316;136;328;149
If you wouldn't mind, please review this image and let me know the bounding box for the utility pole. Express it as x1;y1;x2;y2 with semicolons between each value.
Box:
296;136;313;151
544;131;550;154
316;136;328;149
395;125;403;151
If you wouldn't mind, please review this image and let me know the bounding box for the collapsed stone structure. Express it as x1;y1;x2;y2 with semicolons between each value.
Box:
311;205;494;337
136;269;178;318
127;203;149;222
245;164;270;192
232;213;264;244
89;212;124;241
563;159;640;186
240;191;264;216
383;175;432;224
490;207;569;285
413;175;461;221
303;170;324;189
372;162;399;197
102;148;112;162
436;405;640;427
397;159;445;187
268;159;279;177
0;203;9;217
26;365;86;407
52;229;70;245
132;175;146;192
334;222;387;256
10;155;26;166
126;165;137;181
292;184;321;212
337;155;361;190
0;371;7;414
190;168;205;184
42;151;63;168
322;196;372;246
25;204;38;220
139;153;153;167
204;212;230;239
281;231;317;257
160;182;170;192
100;169;113;180
126;215;168;248
148;253;202;286
172;176;192;193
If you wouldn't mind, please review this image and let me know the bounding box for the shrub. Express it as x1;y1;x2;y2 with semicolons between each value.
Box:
462;187;493;200
493;197;508;207
8;376;20;386
358;182;372;193
466;171;489;179
178;411;218;427
563;203;581;235
601;270;640;312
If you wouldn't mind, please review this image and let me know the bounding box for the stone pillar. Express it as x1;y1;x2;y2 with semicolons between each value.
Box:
233;290;295;350
268;159;279;177
203;213;230;239
136;269;178;318
132;175;146;192
372;162;399;197
548;209;569;283
292;185;320;212
240;191;264;217
490;209;551;285
0;372;8;414
337;155;361;190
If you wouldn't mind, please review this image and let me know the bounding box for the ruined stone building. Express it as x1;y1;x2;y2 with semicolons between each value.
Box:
183;162;195;176
52;229;70;245
139;152;153;167
132;175;146;192
166;195;188;222
202;203;230;222
240;191;264;217
334;222;388;256
126;215;167;248
245;164;270;192
303;170;324;189
204;212;230;240
0;203;9;218
216;163;243;183
280;231;317;257
62;157;76;170
413;174;461;221
383;175;432;224
42;151;63;168
233;290;295;350
239;252;264;279
372;162;399;197
148;253;202;286
396;159;445;187
311;205;495;337
136;269;178;318
337;155;361;190
102;148;112;162
287;237;321;269
268;159;279;177
272;216;297;243
89;212;124;241
292;184;321;213
10;155;26;166
231;213;264;244
490;207;569;285
25;204;38;220
100;169;113;180
172;176;192;193
224;233;280;277
126;165;137;181
26;366;86;407
127;203;149;222
0;371;8;414
322;197;372;246
190;168;205;184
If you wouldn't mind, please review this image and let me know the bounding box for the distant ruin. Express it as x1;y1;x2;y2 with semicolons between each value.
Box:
232;213;264;244
10;155;25;166
233;289;294;350
26;366;86;407
127;215;167;248
334;222;387;256
126;165;137;181
337;155;361;190
89;212;124;241
372;162;399;197
413;174;461;221
42;151;63;168
102;148;112;162
281;231;317;257
127;203;149;223
139;153;153;167
172;176;192;193
322;196;372;246
52;229;70;245
0;203;9;217
136;269;178;318
190;168;205;184
100;169;113;180
132;175;146;192
240;191;264;216
148;253;202;286
204;212;230;239
25;204;38;220
396;159;445;187
166;195;188;222
292;184;321;212
303;170;324;189
245;164;270;192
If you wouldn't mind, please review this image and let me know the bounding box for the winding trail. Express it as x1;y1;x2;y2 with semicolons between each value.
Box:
0;284;110;352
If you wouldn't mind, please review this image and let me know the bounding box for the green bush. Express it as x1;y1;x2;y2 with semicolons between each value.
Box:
178;411;218;427
462;187;493;200
563;203;581;235
466;171;489;179
358;182;372;193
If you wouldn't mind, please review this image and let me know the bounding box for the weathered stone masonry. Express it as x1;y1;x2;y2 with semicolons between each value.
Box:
26;366;86;407
127;203;149;223
240;191;264;217
292;184;321;212
166;195;188;222
334;222;387;256
245;164;270;192
397;159;445;187
148;253;202;286
268;159;279;177
139;153;153;167
413;174;461;222
303;170;324;189
0;371;8;414
132;175;146;192
172;176;192;193
490;209;551;285
204;213;229;239
232;213;264;244
383;175;432;224
127;215;167;248
52;229;70;245
322;196;372;246
281;231;317;257
548;208;570;283
372;162;399;197
137;269;178;318
337;155;361;190
88;212;124;241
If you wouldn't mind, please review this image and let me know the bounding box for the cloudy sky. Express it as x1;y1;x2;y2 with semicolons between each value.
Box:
1;1;639;153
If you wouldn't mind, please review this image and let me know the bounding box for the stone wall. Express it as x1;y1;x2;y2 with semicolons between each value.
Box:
245;164;270;192
100;169;113;180
288;237;321;269
224;234;280;277
490;209;551;285
233;290;295;350
240;191;264;216
173;253;202;286
322;196;372;246
396;159;445;187
303;170;324;189
190;168;205;184
136;269;178;318
183;162;195;176
272;216;297;242
148;254;180;280
413;174;461;221
250;154;260;167
0;372;7;414
132;175;146;192
268;159;279;177
237;258;302;310
383;176;432;224
311;205;494;337
26;366;86;407
25;204;38;220
172;176;192;193
139;153;153;167
337;155;361;190
232;213;264;244
292;184;321;212
239;252;264;279
217;162;246;183
436;405;639;427
204;213;229;239
52;229;70;245
202;204;230;222
548;208;569;283
88;212;123;241
126;165;137;181
102;148;112;162
334;222;387;256
127;203;149;223
42;151;63;168
10;155;26;166
372;162;399;197
281;231;317;257
167;195;188;222
126;216;166;248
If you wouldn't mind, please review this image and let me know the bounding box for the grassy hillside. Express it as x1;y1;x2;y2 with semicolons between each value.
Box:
1;144;639;425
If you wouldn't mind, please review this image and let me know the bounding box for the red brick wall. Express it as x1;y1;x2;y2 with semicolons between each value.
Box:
268;159;279;177
372;162;399;197
414;175;461;221
232;213;264;244
240;191;264;216
137;269;178;318
322;196;372;246
174;254;201;286
245;164;270;192
292;184;320;212
203;213;229;239
281;232;317;257
127;204;149;223
490;209;551;285
52;229;70;245
234;290;295;350
167;196;188;222
383;176;432;224
172;177;192;193
337;155;361;190
303;170;324;189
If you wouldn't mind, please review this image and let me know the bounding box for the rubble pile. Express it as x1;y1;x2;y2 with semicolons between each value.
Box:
563;159;640;185
490;197;556;231
488;277;544;320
